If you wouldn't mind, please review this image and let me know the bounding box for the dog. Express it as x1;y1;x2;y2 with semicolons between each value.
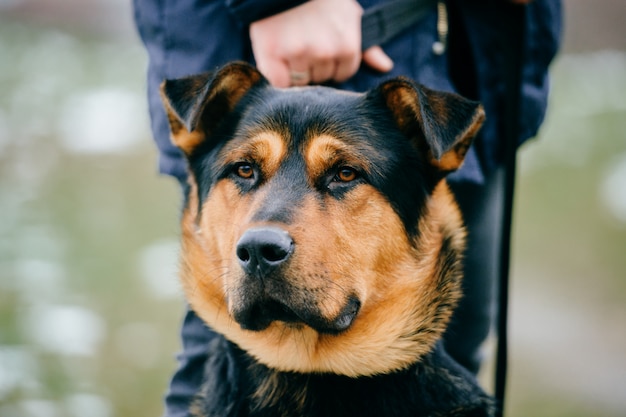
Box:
160;62;493;417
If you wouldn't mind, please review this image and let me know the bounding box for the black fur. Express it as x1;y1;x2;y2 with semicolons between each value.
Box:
192;338;496;417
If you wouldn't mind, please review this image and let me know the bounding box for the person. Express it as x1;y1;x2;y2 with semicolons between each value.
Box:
132;1;561;415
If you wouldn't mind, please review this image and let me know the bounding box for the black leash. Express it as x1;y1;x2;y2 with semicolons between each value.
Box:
494;4;527;416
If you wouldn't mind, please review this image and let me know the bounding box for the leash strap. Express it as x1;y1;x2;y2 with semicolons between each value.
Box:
495;4;527;416
361;0;437;50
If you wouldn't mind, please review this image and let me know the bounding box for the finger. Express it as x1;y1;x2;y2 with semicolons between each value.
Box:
287;57;311;86
310;59;337;84
334;52;361;82
362;46;394;73
257;56;292;88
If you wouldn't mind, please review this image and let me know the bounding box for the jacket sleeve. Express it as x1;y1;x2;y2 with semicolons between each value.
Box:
224;0;308;26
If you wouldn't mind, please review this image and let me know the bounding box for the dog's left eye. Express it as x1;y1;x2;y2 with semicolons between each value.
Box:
334;167;359;183
235;163;254;179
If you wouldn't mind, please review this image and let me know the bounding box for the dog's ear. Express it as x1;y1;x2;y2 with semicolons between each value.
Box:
373;78;485;174
160;62;267;155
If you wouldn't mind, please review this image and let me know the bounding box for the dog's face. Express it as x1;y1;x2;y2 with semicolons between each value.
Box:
161;63;484;377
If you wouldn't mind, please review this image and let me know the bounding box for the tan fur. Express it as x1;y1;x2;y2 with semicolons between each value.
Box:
304;134;376;180
160;98;206;155
178;131;465;377
429;108;486;172
378;80;424;139
219;131;287;178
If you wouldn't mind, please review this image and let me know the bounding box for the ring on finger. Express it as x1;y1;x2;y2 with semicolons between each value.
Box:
289;70;310;84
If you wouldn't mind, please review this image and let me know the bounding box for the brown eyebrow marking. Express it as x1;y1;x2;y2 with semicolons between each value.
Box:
304;134;374;182
219;131;288;178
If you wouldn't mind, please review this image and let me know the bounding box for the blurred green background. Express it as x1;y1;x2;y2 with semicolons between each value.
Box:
0;1;624;416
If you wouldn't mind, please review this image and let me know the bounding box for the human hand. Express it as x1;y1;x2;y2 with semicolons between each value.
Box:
249;0;394;87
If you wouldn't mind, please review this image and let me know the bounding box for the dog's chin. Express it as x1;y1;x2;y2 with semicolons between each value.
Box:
232;296;361;335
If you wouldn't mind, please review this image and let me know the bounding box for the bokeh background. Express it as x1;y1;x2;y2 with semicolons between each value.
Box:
0;1;624;416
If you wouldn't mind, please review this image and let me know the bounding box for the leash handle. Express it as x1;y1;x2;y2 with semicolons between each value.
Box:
361;0;437;50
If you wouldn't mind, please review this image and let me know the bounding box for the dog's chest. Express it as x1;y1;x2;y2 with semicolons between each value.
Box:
192;339;494;417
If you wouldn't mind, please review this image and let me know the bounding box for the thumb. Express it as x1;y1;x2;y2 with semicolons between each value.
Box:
362;46;394;73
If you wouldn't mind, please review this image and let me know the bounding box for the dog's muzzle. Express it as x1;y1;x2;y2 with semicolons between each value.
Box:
232;226;360;334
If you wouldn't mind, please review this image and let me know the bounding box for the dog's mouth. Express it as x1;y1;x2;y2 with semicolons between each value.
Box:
232;295;361;335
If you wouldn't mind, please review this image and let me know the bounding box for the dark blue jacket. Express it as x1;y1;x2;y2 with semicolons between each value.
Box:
133;0;561;183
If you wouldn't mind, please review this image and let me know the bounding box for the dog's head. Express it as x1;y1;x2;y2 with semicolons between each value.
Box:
161;62;484;377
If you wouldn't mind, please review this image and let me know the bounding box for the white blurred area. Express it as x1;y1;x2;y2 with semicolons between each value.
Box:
0;0;135;38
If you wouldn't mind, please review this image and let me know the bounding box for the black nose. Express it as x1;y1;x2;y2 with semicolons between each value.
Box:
236;227;294;276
